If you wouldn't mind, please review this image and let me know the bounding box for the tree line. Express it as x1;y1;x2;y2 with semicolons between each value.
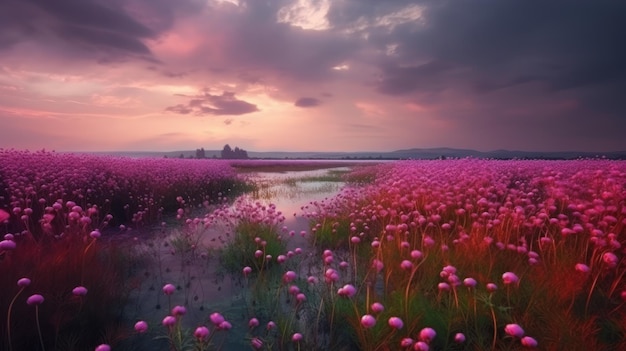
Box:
190;145;249;159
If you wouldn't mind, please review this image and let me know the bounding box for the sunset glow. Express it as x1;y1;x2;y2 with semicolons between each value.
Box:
0;1;624;152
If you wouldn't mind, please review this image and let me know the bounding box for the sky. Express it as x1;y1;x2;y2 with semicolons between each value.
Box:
0;0;625;153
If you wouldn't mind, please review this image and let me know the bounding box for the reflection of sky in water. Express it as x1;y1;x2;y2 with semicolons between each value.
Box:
244;168;348;247
245;168;348;218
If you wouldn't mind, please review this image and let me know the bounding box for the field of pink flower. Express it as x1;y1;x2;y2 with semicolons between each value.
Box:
1;152;625;351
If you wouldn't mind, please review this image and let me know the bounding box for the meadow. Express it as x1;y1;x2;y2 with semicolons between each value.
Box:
1;150;624;351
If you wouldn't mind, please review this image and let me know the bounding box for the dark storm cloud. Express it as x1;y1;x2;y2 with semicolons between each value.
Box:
166;91;259;116
0;0;198;58
369;2;626;98
294;97;321;108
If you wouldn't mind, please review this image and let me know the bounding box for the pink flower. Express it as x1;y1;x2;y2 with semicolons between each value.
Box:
463;278;477;288
267;321;277;330
172;305;186;316
0;209;9;222
388;317;404;330
338;284;357;298
575;263;590;273
410;250;423;259
0;240;16;251
194;326;210;340
521;336;538;347
134;320;148;333
292;333;303;342
94;344;111;351
72;286;88;296
371;302;384;313
400;338;414;347
413;341;429;351
296;293;306;303
419;327;436;342
27;294;44;305
251;337;263;349
454;333;466;343
218;321;232;330
360;314;376;328
502;272;519;285
210;312;225;325
283;271;297;283
400;260;413;270
17;277;31;287
602;252;618;268
486;283;498;292
372;259;384;272
162;283;176;295
243;266;252;276
162;315;176;327
504;323;524;338
249;317;259;328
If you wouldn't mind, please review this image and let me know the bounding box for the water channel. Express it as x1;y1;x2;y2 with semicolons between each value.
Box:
122;166;351;350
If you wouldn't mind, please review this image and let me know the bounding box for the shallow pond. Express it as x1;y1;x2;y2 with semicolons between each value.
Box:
120;166;350;350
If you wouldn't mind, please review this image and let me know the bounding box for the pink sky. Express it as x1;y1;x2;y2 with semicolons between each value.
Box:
0;0;625;152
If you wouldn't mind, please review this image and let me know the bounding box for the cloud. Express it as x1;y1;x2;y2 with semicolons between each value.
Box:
294;97;321;108
166;91;259;116
0;0;203;61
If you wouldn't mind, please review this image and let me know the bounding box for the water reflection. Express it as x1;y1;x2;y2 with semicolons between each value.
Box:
122;166;349;350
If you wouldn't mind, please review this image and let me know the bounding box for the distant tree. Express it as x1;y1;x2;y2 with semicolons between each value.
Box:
221;144;249;159
179;153;185;159
221;144;233;159
196;147;206;159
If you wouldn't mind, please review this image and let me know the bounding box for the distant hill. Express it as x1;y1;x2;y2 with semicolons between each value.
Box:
86;148;626;160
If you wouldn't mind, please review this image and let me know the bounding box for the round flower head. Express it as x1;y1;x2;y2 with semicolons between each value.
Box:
521;336;538;347
504;323;524;338
388;317;404;330
283;270;297;283
171;305;186;316
162;315;176;327
371;302;384;313
134;320;148;333
162;283;176;295
249;317;259;328
72;286;88;296
338;284;357;298
502;272;519;285
27;294;44;305
17;277;31;287
194;326;210;340
218;321;232;330
95;345;111;351
0;209;9;222
0;240;16;250
251;337;263;349
400;338;414;348
419;327;436;342
454;333;466;343
292;333;303;342
360;314;376;328
210;312;225;325
463;277;477;288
